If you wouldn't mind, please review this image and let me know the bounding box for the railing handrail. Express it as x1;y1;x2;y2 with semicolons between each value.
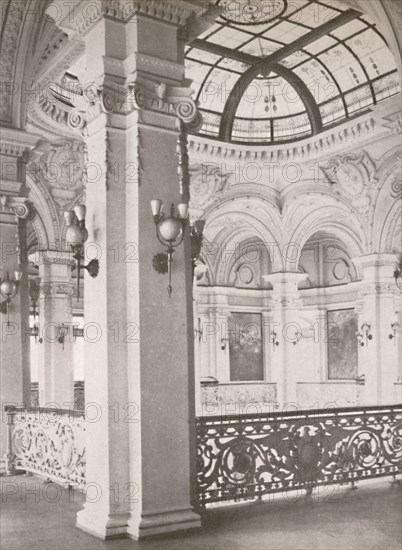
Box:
197;403;402;424
4;405;85;417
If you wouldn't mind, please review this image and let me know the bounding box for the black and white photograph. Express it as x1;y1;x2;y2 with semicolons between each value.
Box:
0;1;401;549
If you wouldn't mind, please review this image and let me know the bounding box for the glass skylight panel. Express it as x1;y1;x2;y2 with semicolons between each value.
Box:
280;50;311;68
372;73;401;101
196;22;222;40
293;60;338;102
273;113;311;140
207;26;252;49
199;68;240;113
287;3;328;28
185;48;222;65
185;60;214;99
217;57;251;73
232;118;271;143
227;21;276;34
303;35;338;55
318;46;367;91
319;97;345;124
346;28;397;79
344;85;373;114
330;19;367;40
293;2;340;27
239;37;282;56
264;20;310;43
236;76;305;119
200;110;222;136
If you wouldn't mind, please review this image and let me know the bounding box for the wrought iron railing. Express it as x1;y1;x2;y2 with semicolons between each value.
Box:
3;406;85;488
196;404;402;507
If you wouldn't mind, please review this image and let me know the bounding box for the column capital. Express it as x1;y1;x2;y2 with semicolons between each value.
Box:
30;250;75;267
352;253;399;271
0;196;32;219
263;272;307;309
352;253;400;291
82;77;202;132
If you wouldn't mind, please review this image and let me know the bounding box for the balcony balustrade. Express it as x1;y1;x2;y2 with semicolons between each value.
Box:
3;406;85;488
196;404;402;507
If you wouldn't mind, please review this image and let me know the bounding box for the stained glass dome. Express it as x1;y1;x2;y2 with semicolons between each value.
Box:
185;0;400;144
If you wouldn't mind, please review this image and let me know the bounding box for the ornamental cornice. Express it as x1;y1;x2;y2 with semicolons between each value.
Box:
0;128;42;157
34;250;75;267
187;109;401;163
47;0;196;40
0;196;33;220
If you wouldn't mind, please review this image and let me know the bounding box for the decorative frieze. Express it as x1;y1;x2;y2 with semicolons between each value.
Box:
47;0;196;40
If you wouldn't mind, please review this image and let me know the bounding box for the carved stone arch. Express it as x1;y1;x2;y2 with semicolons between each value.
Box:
380;201;402;253
205;201;283;278
372;149;401;252
221;236;271;289
288;209;365;272
194;250;215;287
26;171;59;248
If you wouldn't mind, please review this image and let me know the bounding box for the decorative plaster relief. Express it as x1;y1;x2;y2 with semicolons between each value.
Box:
321;150;377;220
27;139;85;209
189;164;231;216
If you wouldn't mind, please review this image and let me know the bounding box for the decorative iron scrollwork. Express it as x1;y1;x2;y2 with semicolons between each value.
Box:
196;405;402;507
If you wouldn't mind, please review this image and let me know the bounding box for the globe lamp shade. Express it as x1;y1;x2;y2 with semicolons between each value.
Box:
159;217;182;242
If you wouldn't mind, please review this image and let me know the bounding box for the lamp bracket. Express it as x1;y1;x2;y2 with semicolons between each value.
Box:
152;253;169;274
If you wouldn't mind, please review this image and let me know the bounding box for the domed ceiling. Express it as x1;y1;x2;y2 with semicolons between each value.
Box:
185;0;400;144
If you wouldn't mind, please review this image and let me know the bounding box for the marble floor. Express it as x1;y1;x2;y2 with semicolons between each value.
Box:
1;475;401;550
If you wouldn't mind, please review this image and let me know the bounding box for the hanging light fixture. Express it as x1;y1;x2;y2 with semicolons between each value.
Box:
150;200;189;298
0;270;23;326
64;205;99;301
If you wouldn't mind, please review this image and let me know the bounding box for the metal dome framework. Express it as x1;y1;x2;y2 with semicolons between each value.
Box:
185;0;400;144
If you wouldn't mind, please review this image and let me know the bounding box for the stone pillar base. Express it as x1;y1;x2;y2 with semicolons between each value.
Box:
128;508;201;540
76;508;130;540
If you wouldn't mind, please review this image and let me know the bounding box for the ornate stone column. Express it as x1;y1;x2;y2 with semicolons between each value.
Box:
36;251;75;407
353;253;401;405
48;0;205;539
0;128;38;467
263;272;308;407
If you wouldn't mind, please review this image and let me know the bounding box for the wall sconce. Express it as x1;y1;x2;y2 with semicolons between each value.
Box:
194;317;203;342
31;322;43;344
190;219;205;273
0;270;23;326
292;328;302;346
394;264;402;290
151;200;188;298
271;329;279;351
356;321;373;347
389;322;399;343
29;278;40;320
64;205;99;300
220;336;230;351
356;374;365;385
57;323;69;350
